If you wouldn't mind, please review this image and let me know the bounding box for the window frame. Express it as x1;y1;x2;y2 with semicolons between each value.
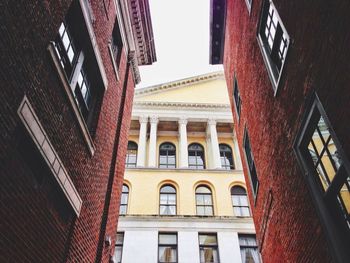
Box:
159;185;177;216
159;142;177;169
257;0;290;94
198;233;220;263
158;232;178;263
125;141;138;168
231;186;251;217
119;184;129;215
219;143;235;170
233;74;242;121
112;232;124;263
196;185;214;216
238;234;261;263
294;94;350;262
188;143;206;169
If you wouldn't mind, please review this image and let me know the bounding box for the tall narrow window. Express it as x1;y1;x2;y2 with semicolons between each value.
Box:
188;143;206;169
160;185;176;215
112;232;124;263
125;141;138;167
258;0;290;91
159;143;176;168
233;76;242;119
196;186;214;216
239;235;260;263
231;186;250;217
111;20;123;69
243;129;259;198
199;234;219;263
119;184;129;215
219;144;235;170
158;233;178;263
295;96;350;260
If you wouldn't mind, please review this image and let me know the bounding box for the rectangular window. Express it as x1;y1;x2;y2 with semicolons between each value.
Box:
295;95;350;261
257;0;290;92
112;232;124;263
239;235;261;263
233;75;242;119
158;233;177;263
199;234;219;263
243;128;259;198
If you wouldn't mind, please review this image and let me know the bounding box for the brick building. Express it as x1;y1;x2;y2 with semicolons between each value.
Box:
0;0;155;262
210;0;350;262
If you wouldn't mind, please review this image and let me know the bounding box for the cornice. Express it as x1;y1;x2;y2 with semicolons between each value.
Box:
133;101;231;111
135;71;225;97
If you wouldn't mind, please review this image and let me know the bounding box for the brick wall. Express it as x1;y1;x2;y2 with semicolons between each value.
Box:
222;0;350;262
0;0;134;262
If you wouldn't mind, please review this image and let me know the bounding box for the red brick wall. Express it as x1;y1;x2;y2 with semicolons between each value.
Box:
0;0;134;262
222;0;350;262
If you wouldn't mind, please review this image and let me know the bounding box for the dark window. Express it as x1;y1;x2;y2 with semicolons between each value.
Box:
219;144;235;170
160;185;176;215
119;184;129;215
125;141;138;168
233;76;242;119
158;233;177;263
258;0;289;90
239;235;261;263
111;19;123;69
159;143;176;168
112;232;124;263
188;143;206;169
243;129;259;198
295;96;350;261
199;234;219;263
244;0;253;13
196;186;214;216
231;186;250;217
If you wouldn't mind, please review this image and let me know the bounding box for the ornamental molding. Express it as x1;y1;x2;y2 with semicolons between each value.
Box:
135;71;225;97
133;101;230;111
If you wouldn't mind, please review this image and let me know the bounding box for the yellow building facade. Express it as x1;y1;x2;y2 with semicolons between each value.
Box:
114;72;259;263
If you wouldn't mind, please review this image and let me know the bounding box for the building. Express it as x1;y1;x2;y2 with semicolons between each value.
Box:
113;72;259;263
0;0;155;262
210;0;350;262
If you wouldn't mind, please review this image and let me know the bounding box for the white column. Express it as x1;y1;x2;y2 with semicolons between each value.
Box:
233;131;243;170
207;119;222;169
178;117;188;168
136;116;148;167
148;116;158;167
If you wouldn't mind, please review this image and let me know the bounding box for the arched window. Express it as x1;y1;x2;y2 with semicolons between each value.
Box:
159;185;176;215
188;143;205;169
231;186;250;217
119;184;129;215
125;141;137;168
219;144;234;170
196;185;213;216
159;143;176;168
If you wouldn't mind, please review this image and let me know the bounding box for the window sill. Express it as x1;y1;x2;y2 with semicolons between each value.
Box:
48;42;95;156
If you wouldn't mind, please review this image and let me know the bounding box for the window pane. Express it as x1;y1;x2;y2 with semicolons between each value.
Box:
338;181;350;229
199;235;217;245
169;205;176;215
112;247;122;263
234;207;242;216
242;207;250;217
196;195;204;205
159;234;177;244
116;233;124;244
197;206;204;215
205;206;213;216
67;47;74;63
196;186;211;194
62;32;70;50
159;247;177;262
168;194;176;204
160;205;167;215
119;205;126;215
121;193;128;204
203;195;212;205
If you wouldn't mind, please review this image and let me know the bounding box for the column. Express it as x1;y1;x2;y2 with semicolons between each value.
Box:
178;117;188;168
207;119;222;169
136;116;148;167
148;116;158;167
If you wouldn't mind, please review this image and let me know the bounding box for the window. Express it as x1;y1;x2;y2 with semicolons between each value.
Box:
111;19;123;69
125;141;138;167
258;0;290;91
239;235;260;263
196;186;214;216
53;1;104;130
119;184;129;215
188;143;206;169
295;95;350;260
112;232;124;263
243;129;259;198
159;143;176;168
158;233;177;263
233;76;242;119
231;186;250;217
219;144;235;170
244;0;253;13
160;185;176;215
198;234;219;263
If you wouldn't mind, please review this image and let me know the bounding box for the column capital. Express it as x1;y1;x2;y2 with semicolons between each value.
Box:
178;117;188;125
139;115;148;124
207;118;217;126
150;115;159;124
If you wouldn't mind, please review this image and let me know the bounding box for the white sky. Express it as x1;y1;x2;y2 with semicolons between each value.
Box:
136;0;223;88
